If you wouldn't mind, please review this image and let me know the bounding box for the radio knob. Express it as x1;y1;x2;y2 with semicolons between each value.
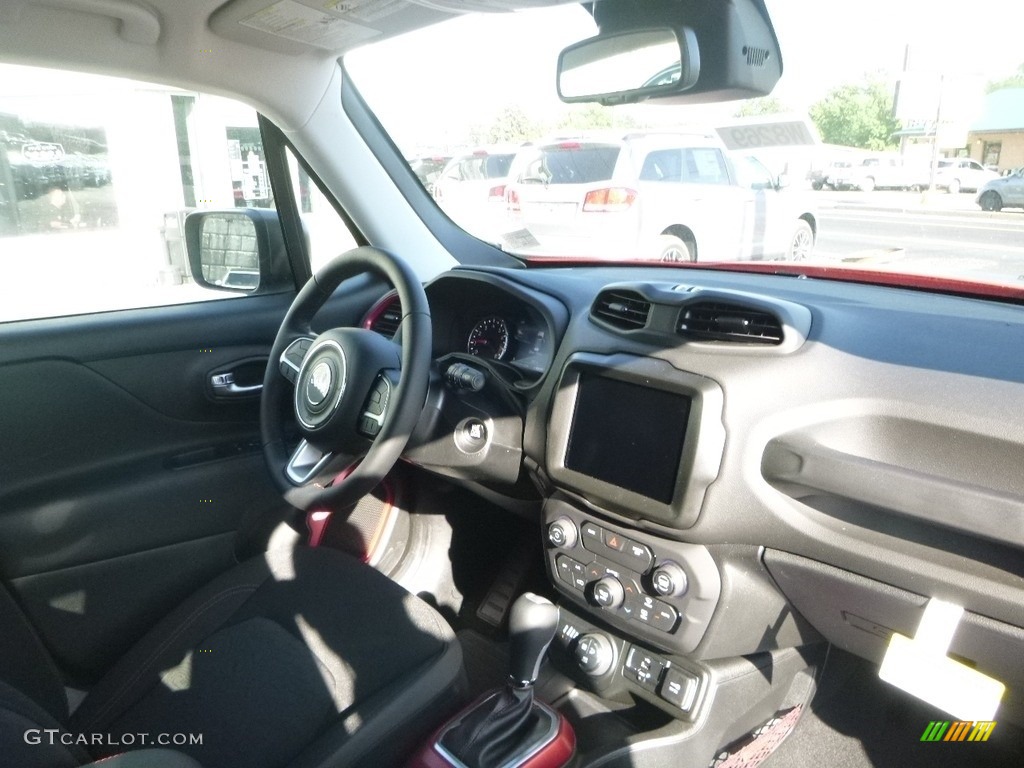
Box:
574;633;614;676
547;517;578;549
650;562;688;598
590;576;625;609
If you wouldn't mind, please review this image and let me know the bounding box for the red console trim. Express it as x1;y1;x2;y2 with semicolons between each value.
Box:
405;691;575;768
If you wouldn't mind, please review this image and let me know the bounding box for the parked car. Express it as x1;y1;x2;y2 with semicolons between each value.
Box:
827;155;926;192
406;155;451;193
504;133;815;261
976;167;1024;211
936;158;1000;194
809;159;854;190
431;145;518;240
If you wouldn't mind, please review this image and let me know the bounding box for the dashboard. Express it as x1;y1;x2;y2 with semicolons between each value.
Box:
364;263;1024;727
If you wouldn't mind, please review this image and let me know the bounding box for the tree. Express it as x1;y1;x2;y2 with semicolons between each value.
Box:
479;105;543;145
558;104;641;132
733;96;787;118
986;63;1024;93
809;80;900;150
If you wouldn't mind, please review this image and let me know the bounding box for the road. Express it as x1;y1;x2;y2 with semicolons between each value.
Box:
812;192;1024;285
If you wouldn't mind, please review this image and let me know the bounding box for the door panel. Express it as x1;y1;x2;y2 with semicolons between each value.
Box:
0;295;299;682
0;265;385;685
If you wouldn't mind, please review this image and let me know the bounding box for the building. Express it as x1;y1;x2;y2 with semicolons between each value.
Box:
966;88;1024;171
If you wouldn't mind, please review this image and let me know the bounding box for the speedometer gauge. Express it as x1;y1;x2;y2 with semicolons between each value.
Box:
467;316;510;360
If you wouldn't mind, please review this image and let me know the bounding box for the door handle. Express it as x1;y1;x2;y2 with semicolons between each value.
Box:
210;372;263;396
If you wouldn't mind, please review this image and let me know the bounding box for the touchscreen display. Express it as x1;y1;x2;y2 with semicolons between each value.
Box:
565;373;691;503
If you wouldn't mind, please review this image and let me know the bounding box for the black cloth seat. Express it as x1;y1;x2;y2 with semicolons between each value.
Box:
1;546;464;768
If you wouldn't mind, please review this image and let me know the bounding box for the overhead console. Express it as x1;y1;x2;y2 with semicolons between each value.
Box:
545;352;725;529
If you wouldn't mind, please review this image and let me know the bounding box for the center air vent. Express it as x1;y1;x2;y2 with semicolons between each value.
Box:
678;302;783;344
592;290;651;330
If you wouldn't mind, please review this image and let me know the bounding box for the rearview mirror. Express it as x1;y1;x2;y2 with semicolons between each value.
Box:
557;28;699;105
184;209;292;294
559;0;782;106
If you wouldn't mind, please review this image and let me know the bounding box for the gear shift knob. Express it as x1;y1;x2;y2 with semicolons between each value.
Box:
508;593;559;687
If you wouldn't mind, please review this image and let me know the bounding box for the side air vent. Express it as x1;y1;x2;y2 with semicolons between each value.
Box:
365;295;402;339
592;290;652;330
744;46;770;68
678;302;783;345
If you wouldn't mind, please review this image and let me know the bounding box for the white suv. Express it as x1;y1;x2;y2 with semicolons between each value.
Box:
503;133;816;262
432;145;518;241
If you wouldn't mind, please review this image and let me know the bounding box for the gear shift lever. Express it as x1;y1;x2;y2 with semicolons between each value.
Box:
434;593;567;768
508;593;559;688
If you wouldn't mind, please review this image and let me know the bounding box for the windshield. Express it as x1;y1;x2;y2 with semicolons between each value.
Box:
346;1;1024;290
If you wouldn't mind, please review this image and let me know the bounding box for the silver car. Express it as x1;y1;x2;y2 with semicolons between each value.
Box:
976;167;1024;211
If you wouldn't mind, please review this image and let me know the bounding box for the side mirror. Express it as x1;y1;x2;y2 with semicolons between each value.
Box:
557;28;700;105
184;209;292;294
776;173;790;189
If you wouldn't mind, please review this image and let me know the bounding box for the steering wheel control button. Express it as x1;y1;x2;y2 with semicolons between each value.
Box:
358;374;392;439
622;645;667;692
574;633;614;677
454;417;488;454
651;562;688;598
280;337;315;384
547;518;578;549
660;668;699;712
590;576;625;609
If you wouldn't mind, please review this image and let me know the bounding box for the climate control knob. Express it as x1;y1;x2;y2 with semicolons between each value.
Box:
574;633;614;676
650;562;688;598
547;517;578;549
590;576;625;609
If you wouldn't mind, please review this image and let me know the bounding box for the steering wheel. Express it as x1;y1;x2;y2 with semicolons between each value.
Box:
261;246;431;511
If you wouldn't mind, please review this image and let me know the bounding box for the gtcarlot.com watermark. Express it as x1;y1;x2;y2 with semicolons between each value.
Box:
25;730;203;747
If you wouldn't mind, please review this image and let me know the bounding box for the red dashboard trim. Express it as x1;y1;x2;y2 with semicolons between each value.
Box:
520;257;1024;303
361;289;400;330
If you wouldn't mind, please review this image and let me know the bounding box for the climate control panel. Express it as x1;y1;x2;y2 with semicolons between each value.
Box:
544;499;721;655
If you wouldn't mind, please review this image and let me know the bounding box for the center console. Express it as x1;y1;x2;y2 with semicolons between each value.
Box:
539;353;728;722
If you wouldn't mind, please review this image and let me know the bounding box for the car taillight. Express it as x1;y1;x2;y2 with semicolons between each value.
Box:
582;188;637;212
488;184;506;202
507;189;521;214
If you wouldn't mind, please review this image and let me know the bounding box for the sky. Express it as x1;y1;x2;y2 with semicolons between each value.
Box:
345;0;1024;152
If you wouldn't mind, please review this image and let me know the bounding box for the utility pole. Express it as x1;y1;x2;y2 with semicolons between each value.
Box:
925;73;945;197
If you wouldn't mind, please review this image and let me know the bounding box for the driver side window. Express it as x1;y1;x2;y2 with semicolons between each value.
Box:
0;64;280;323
